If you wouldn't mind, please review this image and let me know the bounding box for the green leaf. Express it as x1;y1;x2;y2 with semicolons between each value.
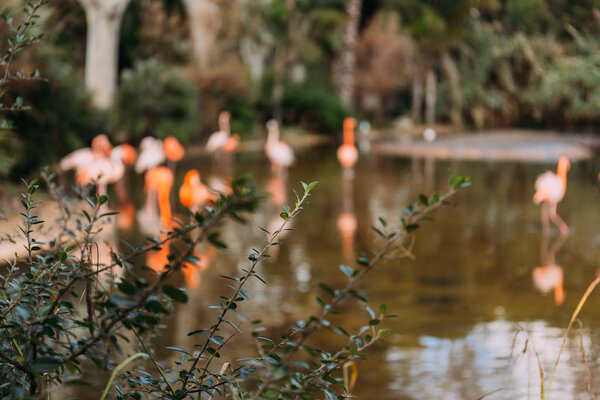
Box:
379;304;387;315
98;195;108;205
264;389;279;399
162;285;188;303
208;233;227;249
117;280;136;296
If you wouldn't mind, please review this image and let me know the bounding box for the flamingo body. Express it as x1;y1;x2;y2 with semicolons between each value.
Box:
135;137;166;173
265;120;295;171
337;117;358;170
179;169;215;211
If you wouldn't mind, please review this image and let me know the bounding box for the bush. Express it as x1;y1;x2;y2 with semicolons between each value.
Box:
0;173;469;398
113;59;199;143
6;59;107;179
282;84;351;134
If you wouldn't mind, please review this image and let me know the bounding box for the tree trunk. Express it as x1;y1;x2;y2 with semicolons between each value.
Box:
424;66;437;124
335;0;362;108
411;63;423;123
78;0;132;109
182;0;220;69
441;51;462;129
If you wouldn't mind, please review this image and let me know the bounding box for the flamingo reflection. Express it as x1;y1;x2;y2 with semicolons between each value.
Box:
138;166;174;235
183;246;216;288
337;172;357;262
266;175;290;259
532;231;566;306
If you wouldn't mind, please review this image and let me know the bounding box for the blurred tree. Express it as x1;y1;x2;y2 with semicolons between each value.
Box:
335;0;362;107
181;0;219;69
112;59;199;143
76;0;132;109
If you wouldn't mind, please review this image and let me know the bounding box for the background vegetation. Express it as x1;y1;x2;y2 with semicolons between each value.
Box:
2;0;600;178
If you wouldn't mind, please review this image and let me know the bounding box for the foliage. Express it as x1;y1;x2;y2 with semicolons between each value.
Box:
0;0;47;129
0;171;469;398
6;58;107;178
113;59;199;143
283;84;351;134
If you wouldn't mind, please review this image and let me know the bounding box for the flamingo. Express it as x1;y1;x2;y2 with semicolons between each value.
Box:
135;137;166;174
337;117;359;174
533;156;570;236
179;169;215;213
265;119;294;176
206;111;231;153
59;134;113;173
164;136;185;165
76;143;135;195
145;166;174;226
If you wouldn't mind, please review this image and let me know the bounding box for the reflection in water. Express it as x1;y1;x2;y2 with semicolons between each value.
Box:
337;174;356;262
65;148;600;400
183;245;216;288
266;175;289;259
533;232;566;306
146;238;170;273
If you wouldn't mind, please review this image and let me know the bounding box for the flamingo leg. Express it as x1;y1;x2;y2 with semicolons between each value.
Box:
548;203;568;237
541;203;550;238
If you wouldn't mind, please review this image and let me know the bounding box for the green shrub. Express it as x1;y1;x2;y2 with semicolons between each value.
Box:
6;59;107;179
113;59;199;143
282;84;351;134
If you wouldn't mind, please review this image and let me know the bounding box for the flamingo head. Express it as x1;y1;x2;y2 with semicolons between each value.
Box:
343;117;356;132
115;143;137;166
218;111;231;132
557;156;570;175
91;134;113;156
184;169;201;186
164;136;185;162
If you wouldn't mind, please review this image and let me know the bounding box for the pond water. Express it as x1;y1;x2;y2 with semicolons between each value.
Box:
67;146;600;399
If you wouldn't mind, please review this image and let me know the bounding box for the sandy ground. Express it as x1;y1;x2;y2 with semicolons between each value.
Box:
372;129;599;162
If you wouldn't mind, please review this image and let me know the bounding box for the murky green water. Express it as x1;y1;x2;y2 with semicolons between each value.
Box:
67;146;600;399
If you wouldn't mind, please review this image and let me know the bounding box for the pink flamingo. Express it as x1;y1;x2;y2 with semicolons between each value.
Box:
59;134;113;173
135;137;166;174
76;143;136;194
206;111;232;153
179;169;215;213
337;117;359;175
265;119;294;176
533;156;570;236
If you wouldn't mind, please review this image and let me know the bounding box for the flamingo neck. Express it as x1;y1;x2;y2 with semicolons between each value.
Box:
157;189;172;223
343;128;355;146
556;167;568;188
268;128;279;143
